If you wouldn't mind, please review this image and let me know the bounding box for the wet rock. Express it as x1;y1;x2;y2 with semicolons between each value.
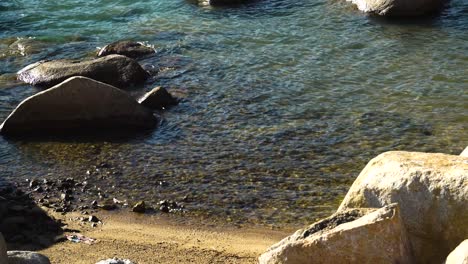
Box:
7;251;51;264
98;41;155;59
138;87;179;110
346;0;447;16
0;76;158;136
259;204;413;264
17;54;149;89
60;193;72;201
88;215;99;223
132;201;146;213
338;151;468;264
29;179;39;189
158;200;184;213
99;200;117;211
445;239;468;264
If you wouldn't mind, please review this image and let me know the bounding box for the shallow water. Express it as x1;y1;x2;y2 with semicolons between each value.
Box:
0;0;467;227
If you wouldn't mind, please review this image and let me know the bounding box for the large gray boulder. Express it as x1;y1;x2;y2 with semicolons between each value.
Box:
338;151;468;264
7;251;51;264
98;41;155;59
0;76;157;136
259;204;413;264
346;0;448;16
17;54;149;89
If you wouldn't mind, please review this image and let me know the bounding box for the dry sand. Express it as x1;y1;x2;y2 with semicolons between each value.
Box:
39;210;291;264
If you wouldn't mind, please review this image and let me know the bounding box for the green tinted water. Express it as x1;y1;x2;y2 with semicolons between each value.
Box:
0;0;467;227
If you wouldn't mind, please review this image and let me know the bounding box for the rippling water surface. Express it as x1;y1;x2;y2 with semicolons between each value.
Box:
0;0;467;227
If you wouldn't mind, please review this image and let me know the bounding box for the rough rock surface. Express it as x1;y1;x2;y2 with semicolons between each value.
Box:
98;41;155;59
446;240;468;264
138;87;179;110
0;233;7;264
0;76;157;135
461;146;468;157
7;251;51;264
259;203;413;264
17;54;149;89
346;0;447;16
338;151;468;264
96;258;135;264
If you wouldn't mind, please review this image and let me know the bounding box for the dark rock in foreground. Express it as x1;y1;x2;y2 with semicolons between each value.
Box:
7;251;51;264
347;0;448;16
0;76;157;136
17;55;149;89
138;87;179;110
98;41;155;59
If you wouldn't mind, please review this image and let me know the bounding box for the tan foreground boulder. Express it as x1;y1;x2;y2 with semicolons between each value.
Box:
0;76;157;135
259;203;413;264
461;146;468;157
346;0;448;16
338;151;468;264
446;240;468;264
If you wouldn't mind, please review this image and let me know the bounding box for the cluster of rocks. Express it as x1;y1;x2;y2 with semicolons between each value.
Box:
260;148;468;264
0;40;179;136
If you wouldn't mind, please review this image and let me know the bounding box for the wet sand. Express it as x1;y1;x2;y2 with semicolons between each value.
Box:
39;210;291;264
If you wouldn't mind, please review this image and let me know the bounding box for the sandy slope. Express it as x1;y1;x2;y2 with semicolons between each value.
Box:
39;211;290;264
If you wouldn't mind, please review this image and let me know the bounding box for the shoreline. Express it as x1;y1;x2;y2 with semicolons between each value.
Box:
38;209;292;264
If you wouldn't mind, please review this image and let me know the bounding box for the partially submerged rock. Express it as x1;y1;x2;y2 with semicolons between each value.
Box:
138;87;179;110
0;76;157;136
7;251;51;264
259;204;413;264
17;54;149;89
346;0;448;17
446;240;468;264
98;41;155;59
132;201;146;213
338;151;468;264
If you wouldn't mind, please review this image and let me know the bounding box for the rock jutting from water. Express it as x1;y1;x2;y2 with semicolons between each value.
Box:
97;41;155;59
138;87;179;110
260;150;468;264
17;54;149;89
346;0;448;16
0;76;157;136
259;204;413;264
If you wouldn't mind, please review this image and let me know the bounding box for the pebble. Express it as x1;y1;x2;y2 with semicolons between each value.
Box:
132;201;146;213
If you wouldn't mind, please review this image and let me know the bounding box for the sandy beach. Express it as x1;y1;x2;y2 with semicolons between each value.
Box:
38;210;291;264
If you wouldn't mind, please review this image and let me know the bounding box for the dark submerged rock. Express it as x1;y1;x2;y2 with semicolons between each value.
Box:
98;41;155;59
132;201;146;213
17;54;149;89
138;87;179;110
0;76;157;136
